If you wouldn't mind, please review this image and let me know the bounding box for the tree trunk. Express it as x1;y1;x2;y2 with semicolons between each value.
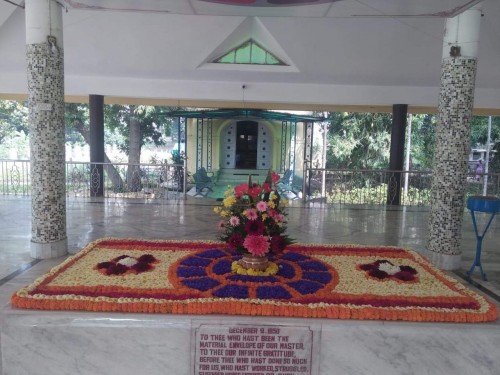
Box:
126;106;143;192
74;120;124;189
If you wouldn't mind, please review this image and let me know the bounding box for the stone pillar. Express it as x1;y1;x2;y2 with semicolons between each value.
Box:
387;104;407;205
427;5;482;270
26;0;67;259
89;94;105;197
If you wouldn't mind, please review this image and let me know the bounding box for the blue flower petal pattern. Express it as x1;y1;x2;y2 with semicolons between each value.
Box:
177;267;207;278
180;257;211;267
182;277;220;291
302;271;332;284
228;275;279;283
281;253;310;262
288;280;325;295
299;261;329;272
197;249;227;259
212;259;233;275
174;249;334;301
214;285;249;299
276;262;295;279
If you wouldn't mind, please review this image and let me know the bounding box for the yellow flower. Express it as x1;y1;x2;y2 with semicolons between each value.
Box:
223;196;236;207
281;200;289;207
270;193;278;201
213;207;221;214
267;201;276;209
261;213;268;220
220;210;231;217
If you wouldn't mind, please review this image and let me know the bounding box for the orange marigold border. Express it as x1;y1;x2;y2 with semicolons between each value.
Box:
11;238;499;323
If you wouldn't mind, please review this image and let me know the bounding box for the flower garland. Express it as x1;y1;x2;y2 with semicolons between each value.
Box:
358;259;418;282
215;169;294;257
10;238;499;323
96;254;158;275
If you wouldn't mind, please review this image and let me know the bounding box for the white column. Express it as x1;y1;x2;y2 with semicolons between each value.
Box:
26;0;67;259
427;5;482;270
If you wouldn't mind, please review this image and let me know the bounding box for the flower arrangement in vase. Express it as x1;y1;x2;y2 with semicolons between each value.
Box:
214;169;294;275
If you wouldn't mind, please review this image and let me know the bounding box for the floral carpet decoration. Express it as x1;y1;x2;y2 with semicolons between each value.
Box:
11;239;498;323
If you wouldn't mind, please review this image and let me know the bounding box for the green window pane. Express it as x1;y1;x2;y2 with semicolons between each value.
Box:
235;43;251;63
266;53;280;65
212;39;287;66
251;44;267;64
216;51;235;63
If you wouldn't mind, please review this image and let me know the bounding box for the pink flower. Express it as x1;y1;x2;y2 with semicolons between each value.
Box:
256;201;267;212
229;216;240;227
217;220;225;230
267;209;277;218
262;182;272;193
243;235;270;256
227;233;244;251
244;218;265;235
275;214;284;223
245;208;258;220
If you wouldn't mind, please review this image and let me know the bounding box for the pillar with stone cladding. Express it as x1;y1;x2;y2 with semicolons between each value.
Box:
26;0;68;259
427;6;482;270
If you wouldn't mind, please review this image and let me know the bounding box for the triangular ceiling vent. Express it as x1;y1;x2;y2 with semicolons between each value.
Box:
198;17;298;72
214;39;286;66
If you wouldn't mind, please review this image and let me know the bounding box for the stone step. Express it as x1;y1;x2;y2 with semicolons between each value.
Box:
216;169;269;185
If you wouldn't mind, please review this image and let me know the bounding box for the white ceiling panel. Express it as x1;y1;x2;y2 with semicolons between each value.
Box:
0;0;498;110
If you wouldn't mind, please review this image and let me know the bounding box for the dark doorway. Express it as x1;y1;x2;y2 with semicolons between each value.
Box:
236;121;258;169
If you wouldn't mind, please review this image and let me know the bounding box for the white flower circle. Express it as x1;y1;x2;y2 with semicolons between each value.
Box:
117;257;138;267
378;261;400;275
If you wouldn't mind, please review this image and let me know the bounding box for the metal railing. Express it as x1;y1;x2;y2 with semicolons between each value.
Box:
304;168;500;206
1;159;498;206
0;159;186;200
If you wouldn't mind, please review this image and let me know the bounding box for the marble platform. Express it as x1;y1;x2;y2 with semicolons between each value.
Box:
2;308;499;375
1;197;499;374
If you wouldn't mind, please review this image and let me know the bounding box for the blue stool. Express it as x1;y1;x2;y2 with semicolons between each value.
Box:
466;195;500;281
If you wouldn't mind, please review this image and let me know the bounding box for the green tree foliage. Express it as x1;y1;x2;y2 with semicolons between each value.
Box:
470;116;500;173
64;103;178;191
322;111;437;171
490;141;500;173
104;105;176;191
65;103;88;144
0;100;28;144
325;112;392;169
408;114;436;170
470;116;500;148
105;105;172;155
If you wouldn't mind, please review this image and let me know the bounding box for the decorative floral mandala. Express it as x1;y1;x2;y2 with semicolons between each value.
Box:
358;259;418;282
11;239;498;322
96;254;158;275
173;249;335;300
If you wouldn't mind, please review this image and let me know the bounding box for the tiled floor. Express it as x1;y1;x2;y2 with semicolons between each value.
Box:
1;195;498;298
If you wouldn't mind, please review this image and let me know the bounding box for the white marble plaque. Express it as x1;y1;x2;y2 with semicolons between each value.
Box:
193;323;315;375
34;102;53;111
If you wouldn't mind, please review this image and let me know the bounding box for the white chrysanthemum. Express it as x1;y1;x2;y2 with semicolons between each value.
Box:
117;257;138;267
378;261;400;275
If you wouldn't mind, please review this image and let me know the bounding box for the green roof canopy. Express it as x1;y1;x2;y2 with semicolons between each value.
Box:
161;109;326;122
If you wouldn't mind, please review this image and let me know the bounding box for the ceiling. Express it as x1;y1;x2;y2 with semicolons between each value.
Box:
0;0;499;113
58;0;482;18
